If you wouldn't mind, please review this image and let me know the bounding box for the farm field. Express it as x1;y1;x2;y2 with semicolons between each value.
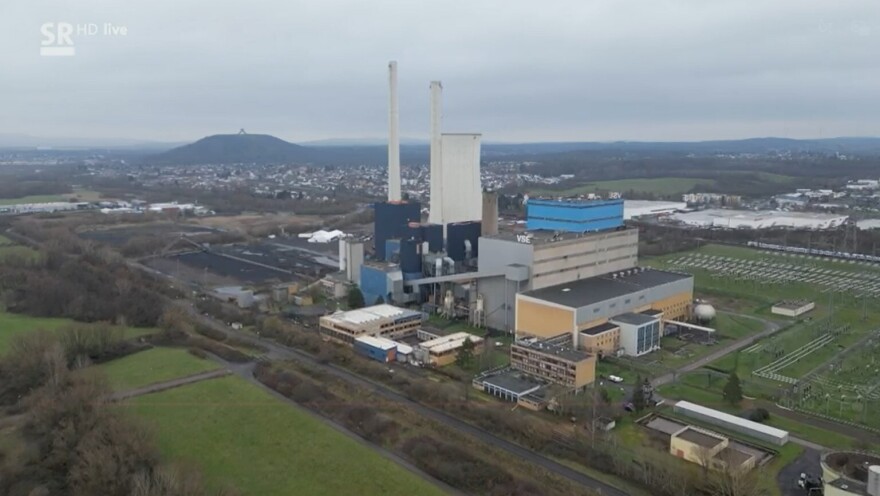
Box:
0;310;157;354
125;376;446;496
98;347;220;391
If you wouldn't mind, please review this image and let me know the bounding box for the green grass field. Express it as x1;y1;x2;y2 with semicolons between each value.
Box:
534;177;717;197
0;310;157;355
126;376;447;496
0;244;40;262
0;189;102;206
98;347;220;391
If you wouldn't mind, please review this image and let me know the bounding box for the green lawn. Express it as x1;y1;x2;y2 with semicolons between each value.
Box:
98;347;220;391
0;194;68;205
0;311;73;353
126;376;447;496
0;244;40;262
0;189;102;206
534;177;717;197
0;310;157;355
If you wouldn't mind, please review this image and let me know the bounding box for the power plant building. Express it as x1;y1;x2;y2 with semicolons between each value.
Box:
527;198;624;233
475;227;640;332
515;267;693;357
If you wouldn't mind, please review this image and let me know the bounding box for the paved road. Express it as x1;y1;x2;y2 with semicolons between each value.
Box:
175;301;628;496
777;447;821;496
111;369;231;400
652;311;782;387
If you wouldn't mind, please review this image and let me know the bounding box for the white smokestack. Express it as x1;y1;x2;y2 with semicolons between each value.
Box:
387;61;401;202
429;81;443;224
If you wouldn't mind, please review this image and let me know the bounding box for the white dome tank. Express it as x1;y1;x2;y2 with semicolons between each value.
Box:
694;303;716;323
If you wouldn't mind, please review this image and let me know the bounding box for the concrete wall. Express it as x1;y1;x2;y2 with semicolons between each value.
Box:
530;229;638;290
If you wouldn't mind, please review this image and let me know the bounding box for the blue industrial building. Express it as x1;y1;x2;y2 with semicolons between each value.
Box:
374;201;421;260
360;262;403;305
526;198;624;233
354;336;397;363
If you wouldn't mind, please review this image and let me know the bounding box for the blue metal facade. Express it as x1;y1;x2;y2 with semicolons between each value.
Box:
384;239;401;262
527;199;623;233
400;238;422;275
360;265;390;304
374;201;421;260
354;339;395;362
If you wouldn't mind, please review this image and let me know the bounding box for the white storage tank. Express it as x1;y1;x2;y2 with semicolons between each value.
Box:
693;303;716;323
868;465;880;496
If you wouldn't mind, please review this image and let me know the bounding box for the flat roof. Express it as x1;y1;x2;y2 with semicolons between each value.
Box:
323;304;420;326
611;312;659;326
419;332;483;354
486;226;635;246
521;267;692;309
641;309;664;316
482;372;544;395
580;321;620;336
772;300;814;310
514;337;591;363
674;401;789;441
354;336;396;350
675;427;725;449
716;446;755;468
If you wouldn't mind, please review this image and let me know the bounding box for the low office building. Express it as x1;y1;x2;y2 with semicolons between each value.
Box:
510;334;596;389
670;426;757;473
414;332;484;366
318;304;423;345
478;371;544;403
579;322;620;356
772;300;815;317
354;336;397;363
673;401;789;446
515;267;693;357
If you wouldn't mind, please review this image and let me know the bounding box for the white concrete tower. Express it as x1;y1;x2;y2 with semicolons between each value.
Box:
429;81;443;224
387;61;401;202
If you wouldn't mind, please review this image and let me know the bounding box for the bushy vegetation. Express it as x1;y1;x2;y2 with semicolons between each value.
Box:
0;332;234;496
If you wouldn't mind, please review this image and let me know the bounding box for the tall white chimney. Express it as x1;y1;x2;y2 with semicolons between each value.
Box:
429;81;443;224
387;61;401;202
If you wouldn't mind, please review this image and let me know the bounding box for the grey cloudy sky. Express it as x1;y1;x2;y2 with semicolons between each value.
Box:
2;0;879;143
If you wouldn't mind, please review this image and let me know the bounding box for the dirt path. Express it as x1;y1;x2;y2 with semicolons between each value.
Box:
111;369;231;401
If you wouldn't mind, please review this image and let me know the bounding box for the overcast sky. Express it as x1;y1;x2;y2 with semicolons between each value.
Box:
1;1;879;144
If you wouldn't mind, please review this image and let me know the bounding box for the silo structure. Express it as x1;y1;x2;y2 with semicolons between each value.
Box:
440;133;482;226
482;191;499;236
